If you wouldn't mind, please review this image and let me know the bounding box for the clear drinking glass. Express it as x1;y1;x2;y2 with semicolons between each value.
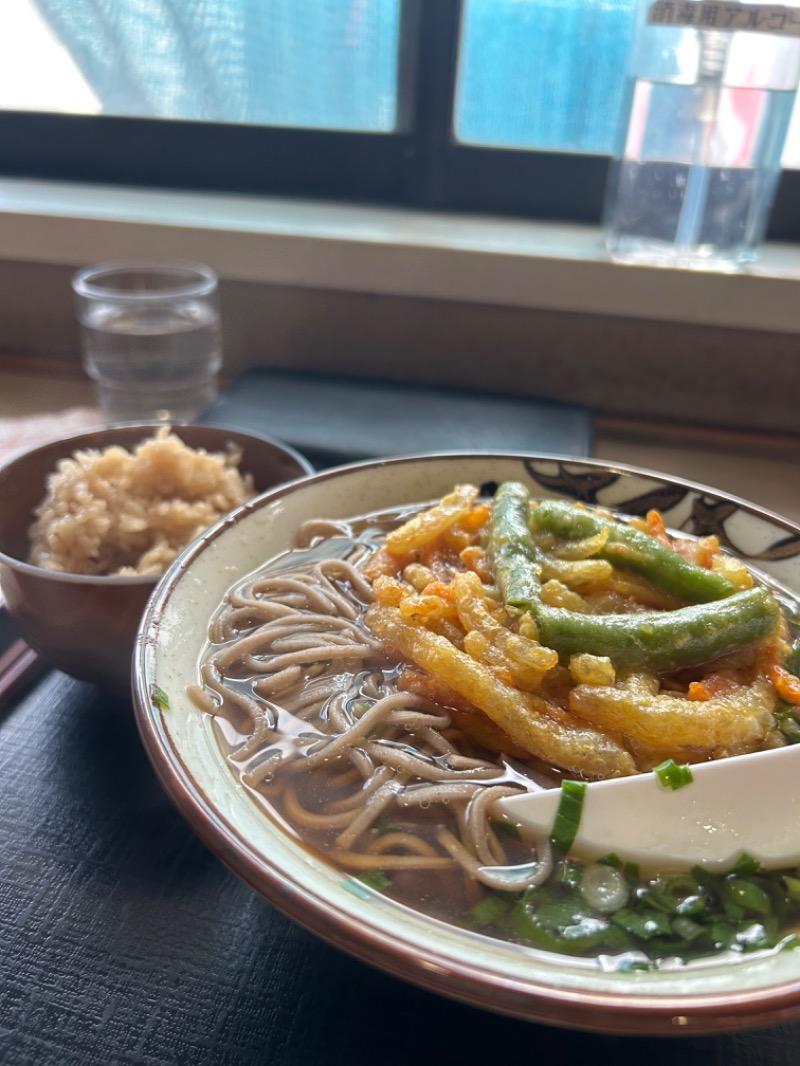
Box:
72;261;222;423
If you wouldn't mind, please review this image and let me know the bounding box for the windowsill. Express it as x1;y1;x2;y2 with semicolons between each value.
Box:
2;177;800;334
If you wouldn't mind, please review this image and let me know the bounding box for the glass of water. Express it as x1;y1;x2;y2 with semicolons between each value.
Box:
72;261;222;423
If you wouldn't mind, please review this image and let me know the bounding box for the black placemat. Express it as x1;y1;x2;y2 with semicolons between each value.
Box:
198;369;593;468
2;672;800;1065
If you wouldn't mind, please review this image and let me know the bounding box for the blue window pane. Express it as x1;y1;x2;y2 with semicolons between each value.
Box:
455;0;637;154
31;0;402;131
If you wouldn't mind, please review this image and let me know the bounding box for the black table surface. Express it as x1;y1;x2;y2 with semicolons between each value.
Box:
3;671;800;1065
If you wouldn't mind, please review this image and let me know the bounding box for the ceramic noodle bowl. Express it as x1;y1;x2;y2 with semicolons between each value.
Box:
133;453;800;1034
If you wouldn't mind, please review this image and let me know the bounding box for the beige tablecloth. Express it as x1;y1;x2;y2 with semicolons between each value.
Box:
0;407;101;462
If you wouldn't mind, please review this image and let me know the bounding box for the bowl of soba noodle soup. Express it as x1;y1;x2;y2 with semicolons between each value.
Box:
133;453;800;1035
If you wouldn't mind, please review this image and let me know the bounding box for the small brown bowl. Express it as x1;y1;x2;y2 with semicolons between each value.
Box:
0;422;312;694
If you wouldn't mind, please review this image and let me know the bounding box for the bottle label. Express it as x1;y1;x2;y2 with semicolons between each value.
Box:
649;0;800;36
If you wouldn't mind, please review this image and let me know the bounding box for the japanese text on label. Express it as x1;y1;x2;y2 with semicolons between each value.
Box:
649;1;800;34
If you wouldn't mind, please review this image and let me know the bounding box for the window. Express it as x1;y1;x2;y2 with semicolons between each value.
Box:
11;0;404;131
455;0;636;154
1;0;800;237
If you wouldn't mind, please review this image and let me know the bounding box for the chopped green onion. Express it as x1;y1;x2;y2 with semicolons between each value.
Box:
536;899;590;928
690;864;725;896
654;758;694;791
775;709;800;744
501;855;800;964
470;892;514;927
731;853;761;877
549;780;587;853
671;916;705;942
370;812;398;836
646;873;706;916
509;902;634;955
467;797;800;965
598;853;641;886
721;879;772;917
357;868;391;892
580;862;629;914
736;921;778;951
709;920;738;949
561;917;617;945
613;908;672;940
150;684;170;712
553;860;583;890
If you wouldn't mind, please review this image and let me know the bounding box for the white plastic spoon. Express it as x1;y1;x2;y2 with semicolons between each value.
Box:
495;743;800;872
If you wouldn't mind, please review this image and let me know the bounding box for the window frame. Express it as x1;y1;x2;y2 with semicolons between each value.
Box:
1;0;800;237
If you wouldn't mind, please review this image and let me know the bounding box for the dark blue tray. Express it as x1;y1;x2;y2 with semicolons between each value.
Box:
198;368;593;468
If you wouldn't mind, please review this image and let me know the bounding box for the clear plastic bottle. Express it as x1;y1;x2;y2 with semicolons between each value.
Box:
604;0;800;269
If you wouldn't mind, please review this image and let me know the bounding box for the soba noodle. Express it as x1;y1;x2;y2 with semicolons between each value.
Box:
190;512;554;905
